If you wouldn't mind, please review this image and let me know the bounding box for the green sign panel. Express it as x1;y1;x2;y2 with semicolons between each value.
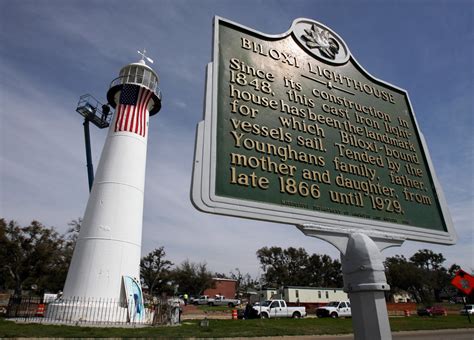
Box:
192;17;456;244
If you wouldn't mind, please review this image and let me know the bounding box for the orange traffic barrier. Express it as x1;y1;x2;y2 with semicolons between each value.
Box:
232;309;238;320
36;303;45;317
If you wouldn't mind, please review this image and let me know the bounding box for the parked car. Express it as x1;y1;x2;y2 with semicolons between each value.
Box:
450;296;466;304
460;304;474;315
316;301;351;318
208;295;241;307
253;299;306;319
417;305;447;316
193;295;214;305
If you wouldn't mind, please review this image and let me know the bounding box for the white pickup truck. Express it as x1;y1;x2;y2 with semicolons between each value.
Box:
253;299;306;319
316;301;351;318
208;295;241;307
193;295;212;305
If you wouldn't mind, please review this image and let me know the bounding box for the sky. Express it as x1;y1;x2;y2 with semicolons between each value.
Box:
1;0;473;279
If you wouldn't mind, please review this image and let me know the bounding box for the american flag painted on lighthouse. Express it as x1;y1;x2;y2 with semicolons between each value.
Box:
114;84;153;137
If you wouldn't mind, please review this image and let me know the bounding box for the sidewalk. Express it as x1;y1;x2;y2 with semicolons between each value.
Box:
220;328;474;340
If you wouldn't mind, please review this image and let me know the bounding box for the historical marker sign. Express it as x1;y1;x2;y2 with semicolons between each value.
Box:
192;17;456;245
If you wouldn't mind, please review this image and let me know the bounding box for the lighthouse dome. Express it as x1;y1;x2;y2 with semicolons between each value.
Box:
107;60;162;115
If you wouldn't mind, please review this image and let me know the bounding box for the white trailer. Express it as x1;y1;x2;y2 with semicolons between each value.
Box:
282;286;348;304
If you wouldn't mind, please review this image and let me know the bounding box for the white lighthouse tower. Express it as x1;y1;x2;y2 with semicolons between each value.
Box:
61;52;161;315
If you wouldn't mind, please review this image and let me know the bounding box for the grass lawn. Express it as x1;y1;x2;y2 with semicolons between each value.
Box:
1;316;472;338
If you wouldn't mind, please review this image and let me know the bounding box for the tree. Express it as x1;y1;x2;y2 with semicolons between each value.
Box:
140;247;173;296
54;218;82;289
385;250;458;303
256;246;292;286
256;246;342;288
0;218;67;295
229;268;259;294
385;255;425;303
171;260;214;296
64;219;81;246
410;249;445;271
0;219;10;290
307;254;343;288
409;249;451;302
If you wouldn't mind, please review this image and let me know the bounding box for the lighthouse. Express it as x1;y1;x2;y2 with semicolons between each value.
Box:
62;52;161;306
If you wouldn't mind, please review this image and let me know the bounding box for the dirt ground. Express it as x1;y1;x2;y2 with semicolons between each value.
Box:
181;304;235;320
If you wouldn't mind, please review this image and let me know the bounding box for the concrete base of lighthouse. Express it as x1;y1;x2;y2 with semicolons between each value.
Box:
46;302;154;324
47;276;150;324
46;300;129;323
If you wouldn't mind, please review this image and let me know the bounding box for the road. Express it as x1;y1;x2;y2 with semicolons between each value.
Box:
228;329;474;340
392;329;473;339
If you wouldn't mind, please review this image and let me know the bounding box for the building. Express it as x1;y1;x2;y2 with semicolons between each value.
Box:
250;286;348;308
203;278;237;298
249;288;279;304
390;290;414;303
282;286;348;304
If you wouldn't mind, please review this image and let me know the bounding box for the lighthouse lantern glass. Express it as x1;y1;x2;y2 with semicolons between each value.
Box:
117;65;157;90
143;70;152;86
136;67;144;82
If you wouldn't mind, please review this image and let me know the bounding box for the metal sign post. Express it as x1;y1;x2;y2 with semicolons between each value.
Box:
342;233;392;340
299;224;405;339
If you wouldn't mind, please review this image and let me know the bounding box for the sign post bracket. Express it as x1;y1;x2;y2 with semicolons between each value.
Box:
298;224;405;340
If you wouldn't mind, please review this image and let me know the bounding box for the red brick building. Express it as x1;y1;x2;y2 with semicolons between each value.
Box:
203;278;237;298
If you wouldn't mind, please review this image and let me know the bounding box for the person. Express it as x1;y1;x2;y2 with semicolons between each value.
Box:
244;302;254;319
101;104;110;121
183;293;188;306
